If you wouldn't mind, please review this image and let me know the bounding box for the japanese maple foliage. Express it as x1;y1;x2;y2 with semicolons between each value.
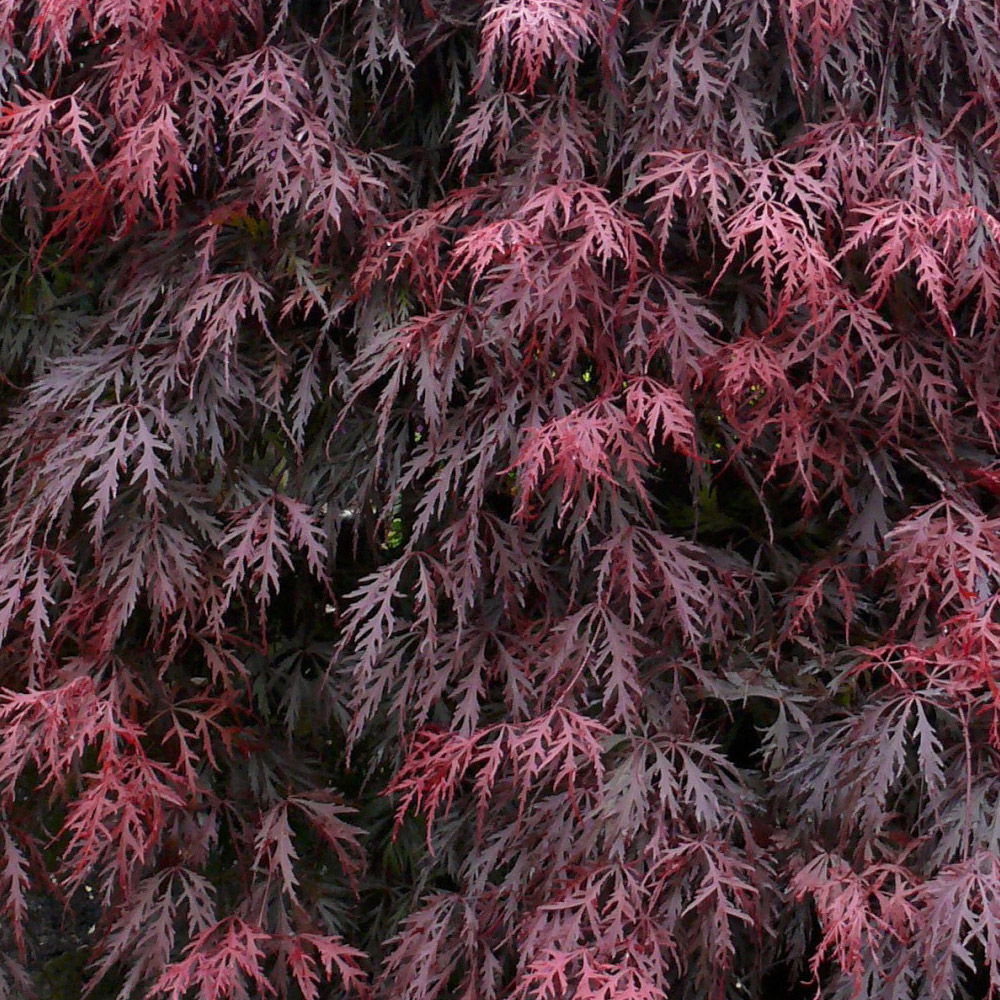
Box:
1;0;1000;999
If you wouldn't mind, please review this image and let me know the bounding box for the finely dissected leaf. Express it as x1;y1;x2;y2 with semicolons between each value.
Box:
151;917;275;1000
0;828;29;957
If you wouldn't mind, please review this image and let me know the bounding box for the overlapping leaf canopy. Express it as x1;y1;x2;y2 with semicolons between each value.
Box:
1;1;1000;998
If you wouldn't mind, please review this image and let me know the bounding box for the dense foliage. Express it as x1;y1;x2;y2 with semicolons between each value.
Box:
2;0;1000;998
